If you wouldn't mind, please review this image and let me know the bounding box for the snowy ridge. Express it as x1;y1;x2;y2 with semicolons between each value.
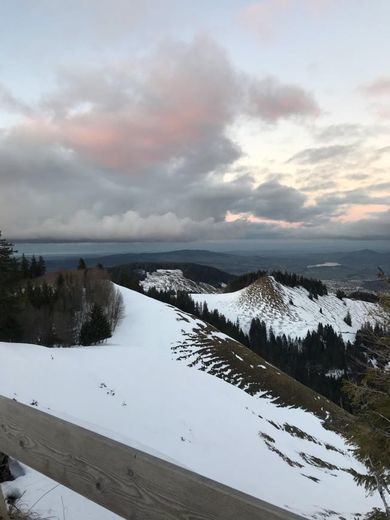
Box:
307;263;341;268
191;275;378;342
0;285;381;519
140;268;220;293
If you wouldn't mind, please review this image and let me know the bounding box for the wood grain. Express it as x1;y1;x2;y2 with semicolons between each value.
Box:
0;487;10;520
0;395;304;520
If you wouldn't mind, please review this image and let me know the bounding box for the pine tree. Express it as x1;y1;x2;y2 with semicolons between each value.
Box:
0;231;22;341
79;304;111;345
30;255;38;277
56;272;65;287
344;310;352;326
342;286;390;518
77;257;87;270
20;254;30;278
37;255;46;277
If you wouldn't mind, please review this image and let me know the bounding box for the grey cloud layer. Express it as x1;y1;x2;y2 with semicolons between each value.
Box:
288;144;358;164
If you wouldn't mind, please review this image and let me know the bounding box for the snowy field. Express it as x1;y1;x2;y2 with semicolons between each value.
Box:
0;285;380;519
191;276;378;342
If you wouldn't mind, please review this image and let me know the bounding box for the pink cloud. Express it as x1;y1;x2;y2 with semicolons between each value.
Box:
248;77;320;122
239;0;290;41
362;77;390;97
7;37;319;175
35;38;240;171
239;0;335;41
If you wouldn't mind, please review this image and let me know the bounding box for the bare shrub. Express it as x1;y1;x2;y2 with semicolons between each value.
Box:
19;268;124;347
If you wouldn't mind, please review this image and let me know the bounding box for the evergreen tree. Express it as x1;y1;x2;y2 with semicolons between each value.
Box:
344;310;352;326
37;255;46;277
30;255;38;277
20;253;30;278
56;272;65;287
0;231;22;341
342;287;390;517
77;257;87;270
79;304;111;345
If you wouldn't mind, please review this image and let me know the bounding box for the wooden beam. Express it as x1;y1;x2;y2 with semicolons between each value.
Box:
0;395;304;520
0;486;10;520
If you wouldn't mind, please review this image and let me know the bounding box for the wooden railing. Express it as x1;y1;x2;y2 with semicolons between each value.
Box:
0;395;304;519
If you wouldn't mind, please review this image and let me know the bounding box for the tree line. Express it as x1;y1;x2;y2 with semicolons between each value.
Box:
20;254;46;278
139;285;385;409
0;232;123;346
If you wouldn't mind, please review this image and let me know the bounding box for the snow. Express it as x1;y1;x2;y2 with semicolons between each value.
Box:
191;276;378;342
0;285;381;519
307;263;341;268
140;268;219;293
325;369;346;379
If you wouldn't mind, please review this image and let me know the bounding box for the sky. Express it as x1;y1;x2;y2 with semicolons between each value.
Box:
0;0;389;248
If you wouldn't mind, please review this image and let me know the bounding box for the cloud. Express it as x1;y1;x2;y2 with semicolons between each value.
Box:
35;37;241;173
6;200;389;243
295;210;390;241
0;36;321;218
299;179;337;192
247;77;320;123
288;144;357;164
1;35;387;244
1;128;388;241
239;0;336;42
239;0;289;42
314;189;389;213
0;84;32;115
360;77;390;120
29;38;318;176
314;124;366;142
235;180;312;222
362;77;390;97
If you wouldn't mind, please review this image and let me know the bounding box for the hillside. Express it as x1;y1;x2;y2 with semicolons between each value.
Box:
139;268;221;293
0;285;381;519
109;262;234;292
192;275;378;342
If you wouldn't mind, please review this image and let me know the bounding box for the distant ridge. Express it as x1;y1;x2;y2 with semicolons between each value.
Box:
42;248;390;279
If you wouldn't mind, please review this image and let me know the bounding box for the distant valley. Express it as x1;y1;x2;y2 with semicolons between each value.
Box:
41;248;390;285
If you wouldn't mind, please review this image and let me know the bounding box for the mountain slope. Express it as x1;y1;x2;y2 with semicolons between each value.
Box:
139;268;220;292
192;275;378;342
109;262;235;292
0;286;381;519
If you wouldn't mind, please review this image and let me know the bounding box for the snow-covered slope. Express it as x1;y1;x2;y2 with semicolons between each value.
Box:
0;286;380;519
140;268;220;293
192;275;378;341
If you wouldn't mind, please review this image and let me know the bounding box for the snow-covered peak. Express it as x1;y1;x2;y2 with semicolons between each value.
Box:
192;275;378;341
